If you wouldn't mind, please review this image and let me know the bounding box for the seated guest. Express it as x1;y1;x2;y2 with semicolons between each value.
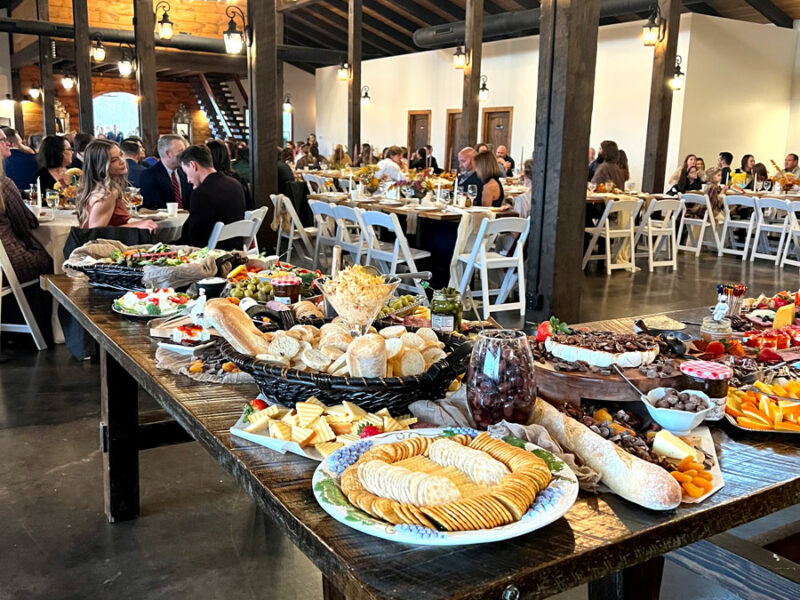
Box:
70;132;94;169
307;133;319;157
476;143;489;153
28;134;42;153
495;145;515;177
749;162;769;191
696;157;707;176
33;135;74;191
376;146;404;181
277;148;296;197
669;154;697;186
139;134;191;209
785;153;800;178
75;140;157;232
409;147;428;170
355;143;375;167
207;139;253;211
740;154;755;187
120;139;146;188
668;165;703;195
473;150;505;208
232;143;251;183
179;144;245;250
295;144;318;170
590;140;626;191
588;147;596;165
328;144;351;170
400;147;410;170
694;167;725;220
718;152;733;186
1;127;38;191
457;147;482;199
424;144;442;174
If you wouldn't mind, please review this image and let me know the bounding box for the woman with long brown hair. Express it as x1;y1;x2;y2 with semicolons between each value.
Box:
75;139;157;231
328;144;351;170
473;149;505;208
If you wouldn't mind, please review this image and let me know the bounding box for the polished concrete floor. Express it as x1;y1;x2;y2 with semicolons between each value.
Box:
1;252;798;599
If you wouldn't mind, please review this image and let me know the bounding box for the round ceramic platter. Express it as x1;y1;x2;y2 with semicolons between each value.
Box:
312;428;579;546
111;303;187;319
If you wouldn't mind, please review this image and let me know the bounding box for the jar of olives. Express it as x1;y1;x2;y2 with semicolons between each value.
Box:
431;288;462;334
272;275;302;305
229;277;273;302
466;330;536;429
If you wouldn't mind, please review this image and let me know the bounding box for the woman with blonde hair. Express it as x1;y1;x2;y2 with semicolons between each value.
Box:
75;139;157;231
328;144;351;170
473;149;505;208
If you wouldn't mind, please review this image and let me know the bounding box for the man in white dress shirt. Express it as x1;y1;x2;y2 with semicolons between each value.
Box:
376;145;404;181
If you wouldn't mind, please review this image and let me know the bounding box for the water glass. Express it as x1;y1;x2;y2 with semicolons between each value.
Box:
44;190;59;209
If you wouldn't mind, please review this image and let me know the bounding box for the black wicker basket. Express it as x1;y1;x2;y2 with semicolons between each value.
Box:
220;332;474;413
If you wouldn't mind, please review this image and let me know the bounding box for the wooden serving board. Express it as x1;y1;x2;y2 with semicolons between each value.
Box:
535;359;684;405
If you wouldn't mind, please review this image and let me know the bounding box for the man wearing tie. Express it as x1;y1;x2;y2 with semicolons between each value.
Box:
139;134;192;209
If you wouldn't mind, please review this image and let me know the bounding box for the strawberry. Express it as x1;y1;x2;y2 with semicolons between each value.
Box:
706;341;725;356
249;398;267;411
359;425;381;438
535;321;552;342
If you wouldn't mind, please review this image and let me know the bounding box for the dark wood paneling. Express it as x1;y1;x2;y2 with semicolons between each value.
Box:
72;0;93;133
134;0;158;154
458;0;483;149
36;0;55;135
742;0;793;27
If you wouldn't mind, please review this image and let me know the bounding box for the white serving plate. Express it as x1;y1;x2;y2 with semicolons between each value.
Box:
230;412;324;460
677;426;724;504
312;428;579;546
111;303;187;319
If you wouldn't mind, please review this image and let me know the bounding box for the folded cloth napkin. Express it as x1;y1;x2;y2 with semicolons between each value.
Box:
410;389;602;492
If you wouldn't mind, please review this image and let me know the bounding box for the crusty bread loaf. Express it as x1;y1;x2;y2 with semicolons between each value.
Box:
203;299;274;356
531;398;681;510
346;334;387;378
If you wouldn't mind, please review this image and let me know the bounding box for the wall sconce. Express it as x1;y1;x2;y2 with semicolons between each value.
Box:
360;86;371;107
118;44;136;77
61;74;75;90
91;34;106;62
155;2;174;41
282;94;293;113
669;55;684;91
223;6;248;55
453;46;466;70
29;84;41;100
478;75;489;102
642;4;665;47
337;62;350;82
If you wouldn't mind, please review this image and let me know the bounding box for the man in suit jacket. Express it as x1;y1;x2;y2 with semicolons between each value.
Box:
457;147;483;200
139;134;192;209
120;139;147;188
178;144;245;250
1;127;38;191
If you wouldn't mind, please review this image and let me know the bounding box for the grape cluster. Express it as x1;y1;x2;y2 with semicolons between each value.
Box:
329;439;374;475
395;524;447;540
524;484;564;518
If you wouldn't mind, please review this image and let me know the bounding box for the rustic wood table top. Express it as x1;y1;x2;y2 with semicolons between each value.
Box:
42;275;800;600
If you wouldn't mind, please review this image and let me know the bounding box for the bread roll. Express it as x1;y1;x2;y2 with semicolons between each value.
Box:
204;298;273;356
531;398;681;511
346;334;387;378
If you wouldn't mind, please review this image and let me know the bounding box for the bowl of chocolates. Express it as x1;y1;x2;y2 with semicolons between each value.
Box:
643;387;713;434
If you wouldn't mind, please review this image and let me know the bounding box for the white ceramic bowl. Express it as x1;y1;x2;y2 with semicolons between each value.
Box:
643;388;714;435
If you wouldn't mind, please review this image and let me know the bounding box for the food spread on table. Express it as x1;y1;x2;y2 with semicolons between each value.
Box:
113;288;191;316
107;243;216;267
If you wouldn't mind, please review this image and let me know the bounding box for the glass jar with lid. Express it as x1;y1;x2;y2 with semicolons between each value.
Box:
431;287;463;334
680;360;732;421
700;317;732;343
271;275;302;305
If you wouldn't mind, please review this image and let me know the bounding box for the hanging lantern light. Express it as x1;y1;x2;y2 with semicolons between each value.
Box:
155;2;174;41
642;4;665;47
118;44;136;77
669;55;685;91
223;6;246;55
29;85;41;100
61;74;75;90
360;86;371;107
453;46;466;70
337;62;350;82
478;75;489;102
282;94;293;113
91;34;106;62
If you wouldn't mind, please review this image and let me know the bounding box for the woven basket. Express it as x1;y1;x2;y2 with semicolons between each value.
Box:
220;332;474;413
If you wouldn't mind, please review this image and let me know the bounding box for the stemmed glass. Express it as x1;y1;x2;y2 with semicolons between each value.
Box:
466;184;478;207
762;180;772;192
587;182;597;193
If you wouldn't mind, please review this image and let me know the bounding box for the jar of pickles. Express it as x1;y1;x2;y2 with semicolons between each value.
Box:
431;287;463;334
700;317;732;343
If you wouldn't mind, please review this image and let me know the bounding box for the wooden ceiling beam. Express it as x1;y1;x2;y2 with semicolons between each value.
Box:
372;0;446;27
277;0;324;12
306;5;407;54
283;19;343;53
320;2;414;53
685;2;720;17
740;0;792;28
363;3;418;37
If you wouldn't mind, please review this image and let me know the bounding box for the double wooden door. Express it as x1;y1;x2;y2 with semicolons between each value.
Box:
407;110;431;155
445;109;462;171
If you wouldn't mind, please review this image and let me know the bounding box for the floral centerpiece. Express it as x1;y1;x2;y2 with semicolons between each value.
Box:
54;168;82;207
390;168;437;199
355;165;380;194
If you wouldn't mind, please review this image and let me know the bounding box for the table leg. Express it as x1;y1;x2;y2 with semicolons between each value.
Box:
100;347;140;522
322;575;346;600
588;556;664;600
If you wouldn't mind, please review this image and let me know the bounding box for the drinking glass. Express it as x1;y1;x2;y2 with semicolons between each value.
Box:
762;180;772;192
467;184;478;206
44;190;59;209
587;182;597;193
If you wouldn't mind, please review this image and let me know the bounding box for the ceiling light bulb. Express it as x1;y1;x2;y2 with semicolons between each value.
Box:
61;76;75;90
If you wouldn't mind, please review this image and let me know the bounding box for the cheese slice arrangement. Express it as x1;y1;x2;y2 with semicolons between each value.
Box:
240;397;418;457
544;331;659;368
339;432;552;531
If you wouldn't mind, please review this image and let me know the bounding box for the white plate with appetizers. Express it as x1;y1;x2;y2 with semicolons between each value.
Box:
111;304;188;319
312;428;579;546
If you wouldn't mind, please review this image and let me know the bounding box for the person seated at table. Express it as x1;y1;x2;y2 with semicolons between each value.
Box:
618;149;630;186
206;139;252;211
32;135;74;192
355;143;375;167
746;162;769;191
139;134;192;210
457;147;482;199
70;132;94;170
120;139;146;188
668;154;698;186
424;145;442;174
476;143;489;154
376;146;404;181
784;153;800;178
328;144;351;170
295;144;318;170
1;127;38;192
668;165;703;195
75;140;158;232
409;147;428;170
277;148;296;197
495;145;515;177
232;143;251;184
717;151;733;187
178;144;245;251
695;157;707;177
590;140;626;191
739;154;755;187
473;150;506;208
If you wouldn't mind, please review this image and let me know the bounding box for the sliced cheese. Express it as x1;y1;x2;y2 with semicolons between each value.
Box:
343;401;367;421
652;430;696;461
773;303;796;329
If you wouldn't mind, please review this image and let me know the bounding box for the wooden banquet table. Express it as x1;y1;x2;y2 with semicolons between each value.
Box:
40;276;800;600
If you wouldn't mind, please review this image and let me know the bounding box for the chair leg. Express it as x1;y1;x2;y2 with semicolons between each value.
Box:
647;230;654;272
582;232;600;269
671;230;677;270
517;254;526;316
0;255;47;351
480;262;491;320
605;236;612;276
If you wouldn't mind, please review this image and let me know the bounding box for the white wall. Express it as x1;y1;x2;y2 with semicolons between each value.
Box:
284;63;316;143
0;9;14;127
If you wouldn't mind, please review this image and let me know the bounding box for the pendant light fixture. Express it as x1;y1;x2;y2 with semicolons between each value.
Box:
155;2;174;41
478;75;489;102
91;34;106;62
669;55;685;91
223;6;247;55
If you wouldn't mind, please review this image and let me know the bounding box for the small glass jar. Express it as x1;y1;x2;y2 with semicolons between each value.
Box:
431;288;463;334
680;360;733;421
700;317;732;343
466;330;536;429
271;275;302;305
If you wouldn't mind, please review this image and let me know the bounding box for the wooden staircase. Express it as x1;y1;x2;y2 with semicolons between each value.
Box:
191;74;249;141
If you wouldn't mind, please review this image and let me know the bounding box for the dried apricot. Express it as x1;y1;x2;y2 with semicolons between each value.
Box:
676;456;694;471
670;471;692;483
694;470;713;481
692;477;713;492
681;481;705;498
681;462;706;473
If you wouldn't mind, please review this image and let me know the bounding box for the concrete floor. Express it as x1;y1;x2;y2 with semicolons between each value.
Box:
1;252;798;599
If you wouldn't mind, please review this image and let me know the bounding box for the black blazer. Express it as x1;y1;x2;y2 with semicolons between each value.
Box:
139;161;193;210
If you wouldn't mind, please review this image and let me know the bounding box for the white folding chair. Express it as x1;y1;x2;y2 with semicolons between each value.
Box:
632;198;683;271
269;194;317;265
302;173;319;194
751;197;790;264
0;238;47;350
316;176;334;192
582;198;643;274
245;206;268;222
338;178;351;191
332;204;368;265
677;193;721;256
718;195;756;260
308;200;338;270
457;217;530;319
244;206;268;254
207;219;259;252
360;210;432;299
779;201;800;269
448;208;496;293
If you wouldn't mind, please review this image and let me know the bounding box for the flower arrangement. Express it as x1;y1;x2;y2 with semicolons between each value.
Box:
54;168;82;205
390;168;437;199
355;165;380;193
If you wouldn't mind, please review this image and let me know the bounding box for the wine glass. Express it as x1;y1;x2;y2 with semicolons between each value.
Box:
466;184;478;207
44;190;58;209
762;180;772;192
587;182;597;193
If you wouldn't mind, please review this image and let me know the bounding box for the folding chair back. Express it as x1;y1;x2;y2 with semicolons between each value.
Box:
207;219;258;252
751;197;789;264
0;237;47;350
302;173;318;194
639;198;682;271
308;200;338;270
332;204;367;265
718;195;756;260
582;198;642;274
677;193;721;256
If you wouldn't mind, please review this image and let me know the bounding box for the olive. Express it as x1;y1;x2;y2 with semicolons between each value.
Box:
244;290;254;298
230;289;244;298
256;291;268;302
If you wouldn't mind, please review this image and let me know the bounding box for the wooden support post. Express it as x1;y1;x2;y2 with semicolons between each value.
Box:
10;69;24;137
36;0;55;135
458;0;483;150
72;0;93;134
276;10;285;144
133;0;158;155
526;0;600;324
248;0;279;221
641;0;680;194
347;0;362;163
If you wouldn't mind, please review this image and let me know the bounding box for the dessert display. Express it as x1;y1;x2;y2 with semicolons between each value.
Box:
112;288;191;317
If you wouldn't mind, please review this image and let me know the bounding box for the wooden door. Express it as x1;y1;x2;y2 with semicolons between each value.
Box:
481;107;513;152
445;109;462;172
407;110;431;155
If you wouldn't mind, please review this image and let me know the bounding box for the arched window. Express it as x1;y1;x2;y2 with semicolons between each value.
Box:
92;92;139;140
